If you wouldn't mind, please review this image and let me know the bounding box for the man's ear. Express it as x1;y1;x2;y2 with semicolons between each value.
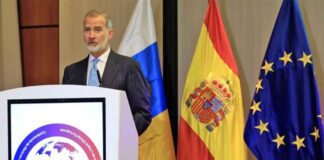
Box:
107;29;114;40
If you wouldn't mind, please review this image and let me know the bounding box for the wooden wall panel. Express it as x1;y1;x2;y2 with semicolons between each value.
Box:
18;0;59;86
22;28;59;86
19;0;58;26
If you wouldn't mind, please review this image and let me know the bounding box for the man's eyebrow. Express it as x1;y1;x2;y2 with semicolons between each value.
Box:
84;25;102;28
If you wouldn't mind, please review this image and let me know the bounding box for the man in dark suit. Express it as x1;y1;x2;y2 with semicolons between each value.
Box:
62;9;151;135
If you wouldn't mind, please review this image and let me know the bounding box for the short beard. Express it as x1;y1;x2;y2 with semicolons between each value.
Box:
85;34;109;53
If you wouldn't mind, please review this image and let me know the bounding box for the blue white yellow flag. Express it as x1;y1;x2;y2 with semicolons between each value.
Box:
118;0;175;159
244;0;324;159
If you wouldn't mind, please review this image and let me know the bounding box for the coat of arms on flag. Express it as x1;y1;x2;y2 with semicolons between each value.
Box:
185;79;234;132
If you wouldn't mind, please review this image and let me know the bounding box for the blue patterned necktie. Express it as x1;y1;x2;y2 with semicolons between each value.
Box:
87;58;100;86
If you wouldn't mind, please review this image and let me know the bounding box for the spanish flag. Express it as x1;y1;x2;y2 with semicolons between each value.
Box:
177;0;247;159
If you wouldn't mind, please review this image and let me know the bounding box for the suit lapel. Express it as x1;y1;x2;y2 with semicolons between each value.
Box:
78;56;88;85
102;50;120;87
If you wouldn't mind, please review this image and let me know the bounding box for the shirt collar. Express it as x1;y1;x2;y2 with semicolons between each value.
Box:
89;47;110;63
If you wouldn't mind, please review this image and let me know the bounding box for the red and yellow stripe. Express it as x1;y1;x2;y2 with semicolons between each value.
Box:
178;0;247;159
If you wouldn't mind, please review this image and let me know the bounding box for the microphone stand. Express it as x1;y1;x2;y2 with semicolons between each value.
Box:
96;70;103;87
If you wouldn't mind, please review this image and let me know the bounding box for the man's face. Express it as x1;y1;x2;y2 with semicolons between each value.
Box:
83;16;113;54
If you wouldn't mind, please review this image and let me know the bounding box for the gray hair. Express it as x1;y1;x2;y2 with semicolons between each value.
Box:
84;9;113;28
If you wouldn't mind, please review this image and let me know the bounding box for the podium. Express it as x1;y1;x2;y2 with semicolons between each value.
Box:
0;85;138;160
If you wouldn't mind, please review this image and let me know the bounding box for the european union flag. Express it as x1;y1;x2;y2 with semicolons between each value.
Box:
244;0;324;159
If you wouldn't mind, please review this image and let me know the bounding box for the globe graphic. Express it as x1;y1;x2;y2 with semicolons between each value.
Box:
32;140;81;160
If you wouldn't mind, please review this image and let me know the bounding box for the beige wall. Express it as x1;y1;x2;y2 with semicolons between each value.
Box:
59;0;163;82
302;0;324;108
0;0;22;90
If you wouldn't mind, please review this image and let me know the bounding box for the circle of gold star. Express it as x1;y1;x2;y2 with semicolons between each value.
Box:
298;52;312;67
272;133;286;149
310;127;320;142
255;79;263;93
261;60;274;75
292;135;306;150
255;120;269;135
250;100;261;115
279;51;293;66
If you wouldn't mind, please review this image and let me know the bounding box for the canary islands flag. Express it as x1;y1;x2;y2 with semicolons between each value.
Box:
244;0;324;159
118;0;175;159
177;0;247;159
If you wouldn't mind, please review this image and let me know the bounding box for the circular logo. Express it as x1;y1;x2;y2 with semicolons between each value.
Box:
14;123;101;160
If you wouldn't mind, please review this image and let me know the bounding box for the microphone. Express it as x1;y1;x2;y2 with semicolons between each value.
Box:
96;70;103;87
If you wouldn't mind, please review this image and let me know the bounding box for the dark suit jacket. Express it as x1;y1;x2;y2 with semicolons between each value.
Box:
62;50;151;135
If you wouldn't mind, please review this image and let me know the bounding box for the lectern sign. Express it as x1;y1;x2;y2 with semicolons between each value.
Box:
8;98;105;160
